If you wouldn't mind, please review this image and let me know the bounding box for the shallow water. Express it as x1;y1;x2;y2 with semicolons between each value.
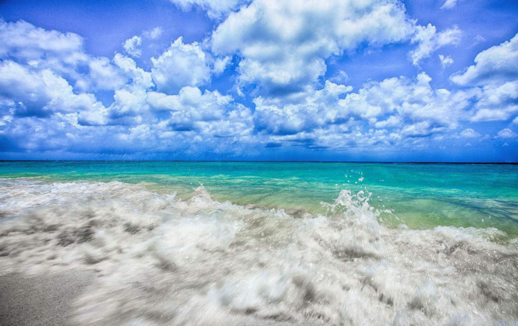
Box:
0;162;517;325
1;161;517;235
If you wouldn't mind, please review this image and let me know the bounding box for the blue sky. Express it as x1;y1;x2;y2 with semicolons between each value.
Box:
0;0;517;161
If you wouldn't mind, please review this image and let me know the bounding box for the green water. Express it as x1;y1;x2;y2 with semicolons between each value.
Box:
1;161;517;237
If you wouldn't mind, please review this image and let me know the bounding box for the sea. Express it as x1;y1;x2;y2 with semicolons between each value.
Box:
0;161;517;325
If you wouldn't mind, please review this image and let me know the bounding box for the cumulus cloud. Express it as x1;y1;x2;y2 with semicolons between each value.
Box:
458;128;480;138
0;19;88;77
0;13;514;159
410;24;461;66
151;37;211;94
253;72;475;150
211;0;416;95
339;72;473;130
0;60;106;122
439;54;454;68
496;128;518;139
123;27;163;58
123;36;142;58
0;61;53;117
471;81;518;121
254;81;353;135
452;32;518;86
169;0;249;19
448;33;518;123
0;19;85;64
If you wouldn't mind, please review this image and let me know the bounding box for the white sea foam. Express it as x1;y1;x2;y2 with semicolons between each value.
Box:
0;179;517;325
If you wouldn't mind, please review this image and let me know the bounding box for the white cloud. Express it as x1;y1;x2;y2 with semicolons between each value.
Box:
211;0;416;95
123;27;163;59
0;60;53;117
123;36;142;58
82;57;129;91
0;60;106;122
151;37;211;94
253;72;475;143
458;128;480;138
496;128;518;139
254;81;353;135
113;54;154;89
213;56;231;75
513;116;518;124
339;72;472;129
410;24;461;66
0;16;514;158
330;71;349;84
143;27;163;40
0;20;86;67
439;54;454;68
452;32;518;86
169;0;249;19
164;87;234;131
471;81;518;122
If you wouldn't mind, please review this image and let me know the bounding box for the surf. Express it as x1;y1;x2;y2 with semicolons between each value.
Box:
0;179;517;325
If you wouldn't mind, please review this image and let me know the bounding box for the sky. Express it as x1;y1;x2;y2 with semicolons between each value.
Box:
0;0;517;162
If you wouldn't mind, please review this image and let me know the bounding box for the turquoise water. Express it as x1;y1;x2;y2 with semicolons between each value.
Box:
1;161;517;237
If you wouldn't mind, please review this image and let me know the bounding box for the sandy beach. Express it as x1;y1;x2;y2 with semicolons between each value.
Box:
0;270;94;326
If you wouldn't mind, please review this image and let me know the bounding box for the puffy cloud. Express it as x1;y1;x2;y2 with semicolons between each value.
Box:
213;56;231;75
123;27;163;58
0;20;88;79
410;24;461;66
496;128;518;139
458;128;480;138
0;61;53;117
254;81;353;135
0;60;105;119
439;54;454;68
471;81;518;121
452;32;518;86
254;72;475;145
123;36;142;58
169;0;249;19
78;57;128;91
113;54;154;89
0;15;514;159
0;20;150;94
151;37;211;94
155;87;233;131
339;72;473;129
211;0;416;95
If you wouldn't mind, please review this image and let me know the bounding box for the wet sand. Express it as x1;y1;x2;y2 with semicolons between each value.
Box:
0;270;94;326
0;270;315;326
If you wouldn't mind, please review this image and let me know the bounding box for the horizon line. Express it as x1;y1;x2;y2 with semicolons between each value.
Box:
0;160;517;165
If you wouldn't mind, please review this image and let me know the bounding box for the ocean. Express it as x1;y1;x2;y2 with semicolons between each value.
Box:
0;161;517;325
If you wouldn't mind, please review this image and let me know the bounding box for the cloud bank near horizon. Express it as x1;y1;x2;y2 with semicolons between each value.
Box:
0;0;517;161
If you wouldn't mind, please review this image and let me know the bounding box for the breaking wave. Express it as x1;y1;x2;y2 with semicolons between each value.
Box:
0;179;517;325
